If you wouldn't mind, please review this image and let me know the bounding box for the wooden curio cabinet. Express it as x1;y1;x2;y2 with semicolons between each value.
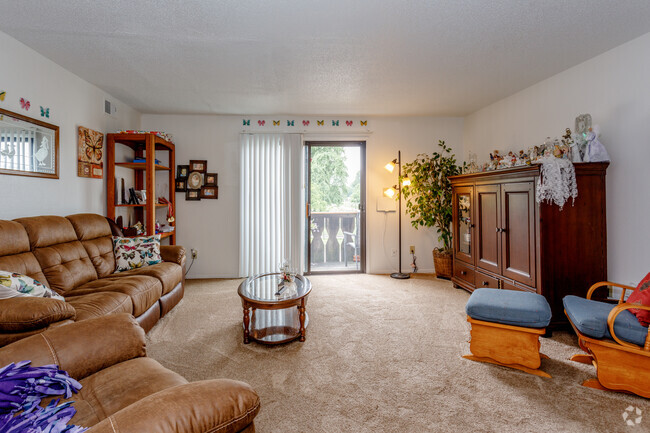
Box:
450;162;608;328
106;133;176;245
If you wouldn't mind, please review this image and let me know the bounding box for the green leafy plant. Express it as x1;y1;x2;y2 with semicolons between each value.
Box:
401;140;462;252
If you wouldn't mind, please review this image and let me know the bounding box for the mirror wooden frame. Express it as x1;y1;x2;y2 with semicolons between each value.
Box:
0;107;59;179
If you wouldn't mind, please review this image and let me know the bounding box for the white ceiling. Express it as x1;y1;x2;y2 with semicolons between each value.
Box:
2;0;650;116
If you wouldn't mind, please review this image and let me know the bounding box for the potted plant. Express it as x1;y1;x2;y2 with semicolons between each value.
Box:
401;140;462;279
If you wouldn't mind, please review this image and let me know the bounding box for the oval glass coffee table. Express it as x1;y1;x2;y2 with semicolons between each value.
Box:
238;273;312;344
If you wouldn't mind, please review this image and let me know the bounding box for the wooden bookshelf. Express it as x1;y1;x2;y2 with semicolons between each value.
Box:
106;133;176;245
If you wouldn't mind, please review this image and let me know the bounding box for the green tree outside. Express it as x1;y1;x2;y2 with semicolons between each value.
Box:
310;147;349;212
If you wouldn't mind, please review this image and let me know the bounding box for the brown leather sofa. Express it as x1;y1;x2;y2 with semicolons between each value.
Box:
0;314;260;432
0;213;186;346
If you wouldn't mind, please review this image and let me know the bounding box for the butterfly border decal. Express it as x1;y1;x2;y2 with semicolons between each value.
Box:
243;119;250;126
20;97;30;111
0;91;5;102
40;106;50;118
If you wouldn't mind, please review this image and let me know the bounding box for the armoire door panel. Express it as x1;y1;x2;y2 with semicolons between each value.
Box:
476;185;500;274
453;187;474;264
501;182;536;287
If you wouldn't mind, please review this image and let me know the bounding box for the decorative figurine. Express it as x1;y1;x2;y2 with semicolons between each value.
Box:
585;125;610;162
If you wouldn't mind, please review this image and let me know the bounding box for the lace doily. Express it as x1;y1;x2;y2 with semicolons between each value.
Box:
536;156;578;210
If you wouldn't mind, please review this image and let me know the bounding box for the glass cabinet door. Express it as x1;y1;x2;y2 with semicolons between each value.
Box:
454;186;474;264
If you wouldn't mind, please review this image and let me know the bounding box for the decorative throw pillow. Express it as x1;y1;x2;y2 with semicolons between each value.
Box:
0;270;64;301
627;272;650;326
113;235;162;272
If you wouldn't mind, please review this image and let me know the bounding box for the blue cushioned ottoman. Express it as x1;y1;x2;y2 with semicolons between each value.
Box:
463;288;552;377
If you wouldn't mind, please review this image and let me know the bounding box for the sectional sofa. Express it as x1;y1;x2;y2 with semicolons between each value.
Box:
0;213;185;346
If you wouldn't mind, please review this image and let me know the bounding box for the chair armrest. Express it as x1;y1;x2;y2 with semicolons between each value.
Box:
0;297;76;332
88;379;260;433
0;313;145;380
586;281;636;302
607;303;650;350
160;245;186;268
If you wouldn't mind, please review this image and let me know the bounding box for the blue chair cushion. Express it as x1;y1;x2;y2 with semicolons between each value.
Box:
563;295;648;347
466;288;551;328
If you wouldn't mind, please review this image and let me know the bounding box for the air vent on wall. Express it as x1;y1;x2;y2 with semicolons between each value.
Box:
104;99;117;116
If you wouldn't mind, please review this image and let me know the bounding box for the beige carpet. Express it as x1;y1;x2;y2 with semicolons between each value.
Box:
146;274;649;432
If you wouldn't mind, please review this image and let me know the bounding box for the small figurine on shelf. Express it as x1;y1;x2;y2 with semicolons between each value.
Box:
584;125;610;162
489;150;502;170
517;150;530;166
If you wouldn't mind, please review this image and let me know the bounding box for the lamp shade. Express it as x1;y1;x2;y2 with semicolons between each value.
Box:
383;187;396;198
384;160;396;172
402;176;411;186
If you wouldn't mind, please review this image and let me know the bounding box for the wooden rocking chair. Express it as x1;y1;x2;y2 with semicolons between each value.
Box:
564;281;650;398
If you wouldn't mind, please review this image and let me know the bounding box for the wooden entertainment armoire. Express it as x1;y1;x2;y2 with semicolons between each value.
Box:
449;162;608;328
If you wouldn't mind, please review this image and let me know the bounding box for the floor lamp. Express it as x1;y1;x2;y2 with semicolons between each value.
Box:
384;151;411;279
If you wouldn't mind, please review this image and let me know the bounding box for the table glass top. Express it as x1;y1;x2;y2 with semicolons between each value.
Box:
238;273;311;302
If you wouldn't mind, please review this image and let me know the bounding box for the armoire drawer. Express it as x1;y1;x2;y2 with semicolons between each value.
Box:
454;261;475;286
475;271;499;289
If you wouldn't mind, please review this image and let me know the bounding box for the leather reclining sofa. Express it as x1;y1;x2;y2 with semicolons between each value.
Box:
0;313;260;432
0;213;186;346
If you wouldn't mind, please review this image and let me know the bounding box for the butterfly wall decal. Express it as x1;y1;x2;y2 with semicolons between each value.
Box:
243;119;250;126
40;106;50;118
346;121;353;126
287;120;294;126
332;120;339;126
0;91;5;101
317;120;324;126
360;120;367;126
302;120;310;126
20;98;30;111
84;129;103;162
273;120;280;126
258;120;265;126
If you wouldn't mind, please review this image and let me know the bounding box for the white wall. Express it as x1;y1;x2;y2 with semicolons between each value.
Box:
140;114;464;277
463;32;650;285
0;31;140;219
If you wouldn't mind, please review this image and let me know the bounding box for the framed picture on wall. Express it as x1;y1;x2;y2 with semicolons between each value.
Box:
204;173;218;186
189;160;207;173
177;165;189;179
175;179;187;192
200;186;218;199
186;189;201;201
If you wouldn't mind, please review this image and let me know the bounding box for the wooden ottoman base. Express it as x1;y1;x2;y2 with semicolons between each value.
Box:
464;316;551;378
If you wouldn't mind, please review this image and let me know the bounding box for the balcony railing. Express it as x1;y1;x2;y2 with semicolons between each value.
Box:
310;211;360;270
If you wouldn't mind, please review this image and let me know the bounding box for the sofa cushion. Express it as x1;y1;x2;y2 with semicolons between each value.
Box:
71;276;162;316
67;214;117;278
66;291;133;321
115;262;182;295
68;357;188;426
0;220;49;288
563;295;648;346
466;288;552;328
626;272;650;326
0;270;64;300
113;235;162;272
15;216;98;294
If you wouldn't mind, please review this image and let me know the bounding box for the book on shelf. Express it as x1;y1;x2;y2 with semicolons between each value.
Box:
132;158;161;165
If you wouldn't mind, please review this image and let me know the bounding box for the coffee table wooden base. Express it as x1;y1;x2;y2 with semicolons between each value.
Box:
242;304;309;345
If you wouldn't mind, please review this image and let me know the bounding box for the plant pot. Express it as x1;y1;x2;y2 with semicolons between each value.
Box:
433;249;453;280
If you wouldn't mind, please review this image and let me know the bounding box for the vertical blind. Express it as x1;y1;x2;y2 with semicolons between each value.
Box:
239;133;303;277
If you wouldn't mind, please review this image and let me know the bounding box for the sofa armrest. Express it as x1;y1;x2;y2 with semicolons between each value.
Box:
0;297;76;332
88;379;260;433
160;245;186;268
0;313;145;380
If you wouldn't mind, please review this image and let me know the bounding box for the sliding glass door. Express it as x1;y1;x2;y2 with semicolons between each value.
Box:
305;141;365;274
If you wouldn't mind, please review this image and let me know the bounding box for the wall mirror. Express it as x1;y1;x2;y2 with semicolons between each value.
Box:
0;108;59;179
